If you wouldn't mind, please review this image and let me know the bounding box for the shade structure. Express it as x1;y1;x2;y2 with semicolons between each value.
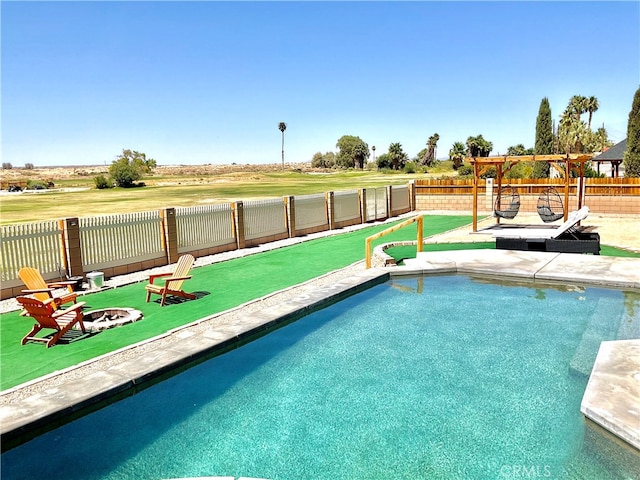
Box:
468;153;594;232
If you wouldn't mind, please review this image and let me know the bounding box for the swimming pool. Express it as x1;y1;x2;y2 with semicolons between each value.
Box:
2;275;638;479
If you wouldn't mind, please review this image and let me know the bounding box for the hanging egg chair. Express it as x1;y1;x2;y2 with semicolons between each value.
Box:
494;185;520;220
537;187;564;223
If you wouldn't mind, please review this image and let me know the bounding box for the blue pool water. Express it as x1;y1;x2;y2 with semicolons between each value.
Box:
2;275;639;479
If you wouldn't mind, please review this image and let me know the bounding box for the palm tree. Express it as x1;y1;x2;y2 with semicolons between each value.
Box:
466;134;492;158
585;96;599;130
558;111;587;153
278;122;287;170
477;135;493;157
422;133;440;166
388;143;407;170
352;142;369;169
466;136;480;157
568;95;587;121
449;142;467;169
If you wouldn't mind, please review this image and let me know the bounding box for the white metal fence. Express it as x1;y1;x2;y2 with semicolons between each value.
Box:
364;187;388;222
391;185;410;213
293;193;328;230
2;183;413;296
176;204;235;253
79;211;164;271
0;221;63;283
243;198;288;241
333;190;361;223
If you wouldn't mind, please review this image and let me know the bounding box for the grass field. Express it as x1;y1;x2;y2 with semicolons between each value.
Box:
1;167;431;224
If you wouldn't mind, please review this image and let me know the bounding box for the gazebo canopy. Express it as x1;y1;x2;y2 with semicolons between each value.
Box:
591;139;626;177
467;154;594;231
592;139;627;162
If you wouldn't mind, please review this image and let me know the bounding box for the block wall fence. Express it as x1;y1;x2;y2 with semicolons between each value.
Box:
415;177;640;215
414;194;640;215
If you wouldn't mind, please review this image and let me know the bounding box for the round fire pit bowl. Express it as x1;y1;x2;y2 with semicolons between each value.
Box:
82;308;143;333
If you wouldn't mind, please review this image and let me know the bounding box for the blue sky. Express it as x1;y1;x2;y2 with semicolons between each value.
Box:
2;1;639;167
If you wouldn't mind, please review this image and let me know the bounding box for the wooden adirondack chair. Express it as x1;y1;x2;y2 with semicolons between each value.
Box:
18;267;78;309
17;296;87;348
145;254;196;306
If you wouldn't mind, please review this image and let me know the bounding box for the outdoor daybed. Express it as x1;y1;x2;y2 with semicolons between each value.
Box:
492;206;600;255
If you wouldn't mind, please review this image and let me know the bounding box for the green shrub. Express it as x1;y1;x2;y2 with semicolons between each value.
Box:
583;163;604;178
26;180;47;190
403;162;417;174
504;163;533;179
94;175;113;189
480;166;497;179
457;165;473;177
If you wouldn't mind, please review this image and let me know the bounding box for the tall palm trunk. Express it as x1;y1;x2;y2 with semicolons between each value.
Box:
278;122;287;171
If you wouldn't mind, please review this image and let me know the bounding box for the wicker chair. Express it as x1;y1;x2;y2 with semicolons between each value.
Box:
537;187;564;223
494;186;520;220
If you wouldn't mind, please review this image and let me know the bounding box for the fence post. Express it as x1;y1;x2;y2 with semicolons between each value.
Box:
360;188;367;223
408;181;416;211
486;178;494;210
285;196;295;238
160;208;179;264
233;201;246;249
387;185;393;217
59;218;84;278
326;191;335;230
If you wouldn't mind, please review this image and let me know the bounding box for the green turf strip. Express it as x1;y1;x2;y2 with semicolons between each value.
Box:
385;242;496;264
385;242;640;265
1;215;473;390
599;245;640;257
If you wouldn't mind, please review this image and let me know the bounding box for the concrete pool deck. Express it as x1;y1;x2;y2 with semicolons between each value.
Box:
1;248;639;454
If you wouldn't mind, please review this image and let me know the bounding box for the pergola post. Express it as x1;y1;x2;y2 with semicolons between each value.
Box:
564;159;570;220
495;162;504;225
472;160;479;232
577;161;585;211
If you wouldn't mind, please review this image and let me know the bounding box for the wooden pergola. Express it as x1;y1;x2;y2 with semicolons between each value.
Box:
469;154;594;232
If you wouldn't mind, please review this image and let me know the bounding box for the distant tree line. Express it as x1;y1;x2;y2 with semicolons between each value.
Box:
311;133;441;173
308;88;640;178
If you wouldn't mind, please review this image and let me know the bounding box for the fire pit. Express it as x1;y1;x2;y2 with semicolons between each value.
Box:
82;308;143;333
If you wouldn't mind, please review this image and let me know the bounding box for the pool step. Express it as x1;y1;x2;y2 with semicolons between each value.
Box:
569;296;624;377
563;420;640;478
615;300;640;341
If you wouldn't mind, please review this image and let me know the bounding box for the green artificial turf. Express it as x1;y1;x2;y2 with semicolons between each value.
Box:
1;214;473;390
385;242;640;265
599;245;640;257
385;243;496;264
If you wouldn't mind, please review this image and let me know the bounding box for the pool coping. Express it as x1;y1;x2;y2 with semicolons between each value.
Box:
1;249;639;453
